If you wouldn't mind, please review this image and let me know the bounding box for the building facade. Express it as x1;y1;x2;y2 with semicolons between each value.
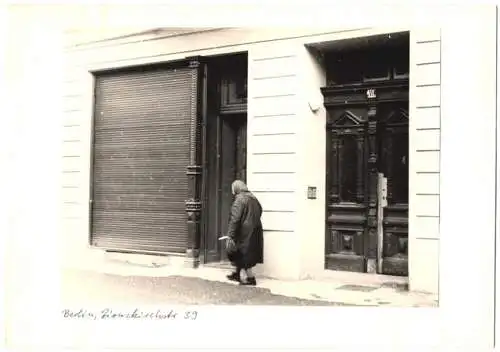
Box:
61;26;456;295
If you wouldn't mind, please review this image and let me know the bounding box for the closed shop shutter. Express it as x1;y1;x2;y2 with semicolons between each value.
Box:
90;66;193;254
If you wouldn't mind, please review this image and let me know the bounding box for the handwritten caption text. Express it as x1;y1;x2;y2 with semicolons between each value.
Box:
62;308;198;321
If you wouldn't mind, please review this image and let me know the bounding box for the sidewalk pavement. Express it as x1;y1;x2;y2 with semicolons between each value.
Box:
65;252;438;307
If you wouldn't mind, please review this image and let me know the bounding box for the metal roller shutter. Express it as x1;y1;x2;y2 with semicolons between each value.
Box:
90;66;193;254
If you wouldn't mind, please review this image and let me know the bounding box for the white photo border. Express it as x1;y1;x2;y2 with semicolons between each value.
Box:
1;2;498;350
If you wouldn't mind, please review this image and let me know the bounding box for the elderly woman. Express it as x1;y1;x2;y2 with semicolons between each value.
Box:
225;180;264;286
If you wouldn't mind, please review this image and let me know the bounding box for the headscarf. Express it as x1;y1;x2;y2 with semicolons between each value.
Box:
231;180;249;195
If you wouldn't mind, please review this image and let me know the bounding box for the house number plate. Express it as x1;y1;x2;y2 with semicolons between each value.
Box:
366;89;377;99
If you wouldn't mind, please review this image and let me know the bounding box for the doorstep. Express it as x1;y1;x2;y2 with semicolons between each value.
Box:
68;251;438;308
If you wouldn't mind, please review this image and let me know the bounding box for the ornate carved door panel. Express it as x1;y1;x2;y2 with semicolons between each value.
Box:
325;108;368;272
322;80;409;275
378;102;409;276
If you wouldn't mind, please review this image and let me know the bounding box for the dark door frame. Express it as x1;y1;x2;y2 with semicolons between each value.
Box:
320;35;410;276
184;56;206;268
198;53;248;265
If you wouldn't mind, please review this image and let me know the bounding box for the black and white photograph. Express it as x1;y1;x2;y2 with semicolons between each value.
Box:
2;3;498;350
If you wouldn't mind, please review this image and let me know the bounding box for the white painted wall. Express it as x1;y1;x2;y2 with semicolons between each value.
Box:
247;41;301;279
295;46;327;279
63;26;445;291
408;29;441;293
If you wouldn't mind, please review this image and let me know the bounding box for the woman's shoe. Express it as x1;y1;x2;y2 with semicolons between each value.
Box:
226;272;240;282
239;277;257;286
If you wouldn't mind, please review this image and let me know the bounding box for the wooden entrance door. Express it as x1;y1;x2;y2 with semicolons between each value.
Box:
324;102;368;273
377;101;409;276
218;114;247;260
203;113;247;263
321;80;409;276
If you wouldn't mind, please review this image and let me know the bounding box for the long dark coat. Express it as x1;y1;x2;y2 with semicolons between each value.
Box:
226;191;264;269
